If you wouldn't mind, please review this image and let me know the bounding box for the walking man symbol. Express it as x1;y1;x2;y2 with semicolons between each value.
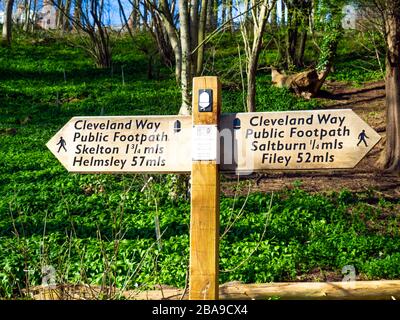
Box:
57;137;67;152
357;130;369;147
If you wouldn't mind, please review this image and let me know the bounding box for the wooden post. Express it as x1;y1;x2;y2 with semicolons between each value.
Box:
189;76;221;300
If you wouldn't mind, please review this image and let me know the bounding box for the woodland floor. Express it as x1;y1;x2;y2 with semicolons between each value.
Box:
222;80;400;201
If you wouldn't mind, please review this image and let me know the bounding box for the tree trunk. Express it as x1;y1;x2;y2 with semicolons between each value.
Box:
143;3;148;31
178;0;191;115
221;0;226;25
312;0;319;27
31;0;37;32
153;0;213;113
281;0;285;25
246;56;258;112
295;1;311;67
150;10;174;68
131;0;139;32
196;0;208;75
56;0;64;30
295;28;307;67
213;0;218;29
190;0;199;76
383;1;400;172
246;32;265;112
63;0;72;31
227;0;233;32
271;0;277;27
385;65;400;172
286;3;299;68
245;0;274;112
2;0;15;46
159;0;182;83
73;0;82;30
206;0;213;31
23;0;32;32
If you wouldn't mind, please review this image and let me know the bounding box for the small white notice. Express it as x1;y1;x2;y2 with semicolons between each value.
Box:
192;125;218;161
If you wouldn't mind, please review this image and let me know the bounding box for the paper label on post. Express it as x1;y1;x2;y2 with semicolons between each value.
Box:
192;125;218;161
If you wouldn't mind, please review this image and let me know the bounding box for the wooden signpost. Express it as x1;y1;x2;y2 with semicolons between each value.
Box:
189;77;221;300
220;110;381;172
47;76;381;301
46;115;192;173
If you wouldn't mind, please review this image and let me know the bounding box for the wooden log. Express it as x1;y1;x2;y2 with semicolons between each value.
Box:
126;281;400;300
271;68;320;98
219;281;400;300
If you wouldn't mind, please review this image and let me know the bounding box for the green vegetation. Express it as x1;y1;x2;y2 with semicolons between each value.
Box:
328;31;385;84
208;31;385;90
0;33;396;299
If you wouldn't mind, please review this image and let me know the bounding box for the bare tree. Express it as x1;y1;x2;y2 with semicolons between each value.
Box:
128;0;140;32
190;0;199;76
157;0;183;85
222;0;226;24
196;0;208;74
238;0;277;112
280;0;286;25
142;0;148;30
144;0;215;114
62;0;72;31
118;1;175;77
52;0;112;68
23;0;31;32
206;0;212;29
271;0;277;27
227;0;234;32
283;0;312;68
179;0;191;114
73;0;82;29
30;0;38;32
206;0;217;31
56;0;64;29
2;0;15;46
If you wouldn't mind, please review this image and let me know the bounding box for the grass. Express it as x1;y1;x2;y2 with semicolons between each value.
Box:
1;181;399;298
0;32;397;299
327;30;385;85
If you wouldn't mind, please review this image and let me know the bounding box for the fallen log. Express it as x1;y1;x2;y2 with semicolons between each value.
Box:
27;281;400;300
126;281;400;300
271;68;323;99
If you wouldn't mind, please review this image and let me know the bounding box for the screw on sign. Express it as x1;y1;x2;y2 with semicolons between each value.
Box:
46;76;381;300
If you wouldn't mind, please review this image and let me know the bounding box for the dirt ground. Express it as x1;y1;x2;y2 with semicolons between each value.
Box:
221;80;400;199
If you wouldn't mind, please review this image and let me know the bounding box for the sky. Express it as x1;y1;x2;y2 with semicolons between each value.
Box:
106;0;131;26
0;0;131;27
0;0;289;28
